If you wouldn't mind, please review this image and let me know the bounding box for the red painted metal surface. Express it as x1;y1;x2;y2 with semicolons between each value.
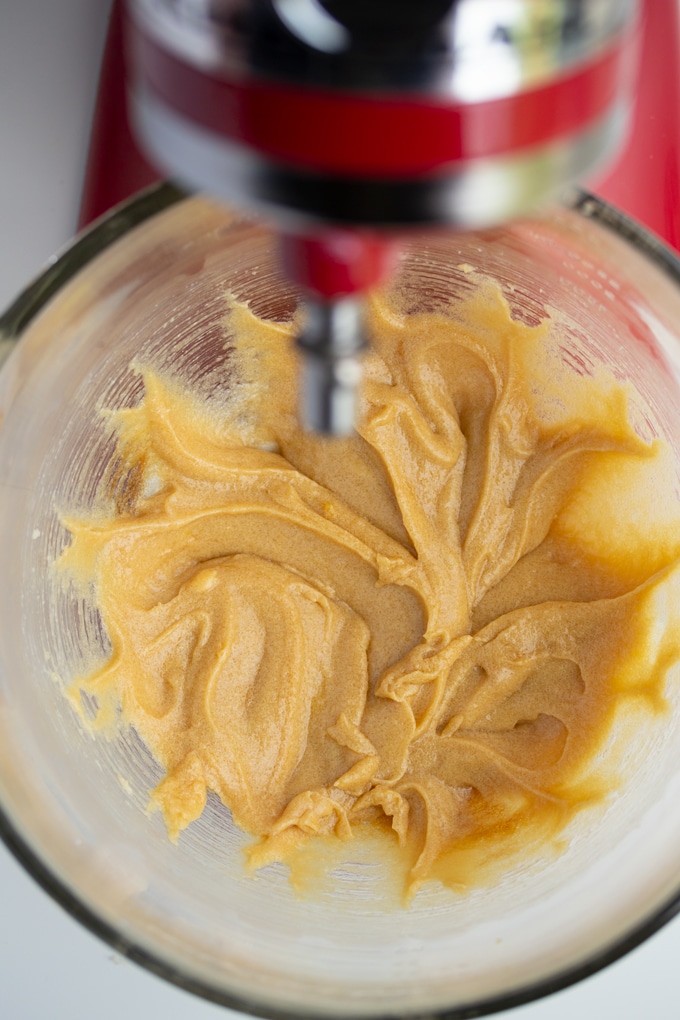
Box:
78;1;157;228
281;231;400;299
596;0;680;251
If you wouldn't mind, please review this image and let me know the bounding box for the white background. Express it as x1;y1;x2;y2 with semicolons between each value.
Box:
1;2;680;1018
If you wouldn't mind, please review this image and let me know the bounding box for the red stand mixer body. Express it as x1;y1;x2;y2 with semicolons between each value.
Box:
80;0;680;431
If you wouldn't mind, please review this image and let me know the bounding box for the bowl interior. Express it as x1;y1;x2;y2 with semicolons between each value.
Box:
2;196;680;1017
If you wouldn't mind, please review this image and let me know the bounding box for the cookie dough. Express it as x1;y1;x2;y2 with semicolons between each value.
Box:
59;281;680;895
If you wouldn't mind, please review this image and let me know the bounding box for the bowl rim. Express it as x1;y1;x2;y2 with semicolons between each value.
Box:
2;182;680;1020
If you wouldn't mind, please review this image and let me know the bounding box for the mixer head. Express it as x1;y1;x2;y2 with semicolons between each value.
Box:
125;0;639;433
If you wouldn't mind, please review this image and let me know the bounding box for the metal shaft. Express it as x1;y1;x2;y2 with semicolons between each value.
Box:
295;296;366;435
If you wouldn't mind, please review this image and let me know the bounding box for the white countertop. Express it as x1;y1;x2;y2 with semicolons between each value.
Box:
2;3;680;1018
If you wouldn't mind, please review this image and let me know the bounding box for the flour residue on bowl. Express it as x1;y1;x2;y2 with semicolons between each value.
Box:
57;281;680;899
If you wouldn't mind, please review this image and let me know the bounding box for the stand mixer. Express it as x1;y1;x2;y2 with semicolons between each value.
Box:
118;0;667;434
6;7;680;1016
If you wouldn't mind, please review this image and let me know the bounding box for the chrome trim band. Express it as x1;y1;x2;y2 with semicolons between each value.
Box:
128;0;638;102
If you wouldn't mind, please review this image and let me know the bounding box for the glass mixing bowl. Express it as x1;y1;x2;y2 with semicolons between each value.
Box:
2;184;680;1019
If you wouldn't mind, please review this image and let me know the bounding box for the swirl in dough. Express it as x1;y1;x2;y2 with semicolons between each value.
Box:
59;283;680;895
